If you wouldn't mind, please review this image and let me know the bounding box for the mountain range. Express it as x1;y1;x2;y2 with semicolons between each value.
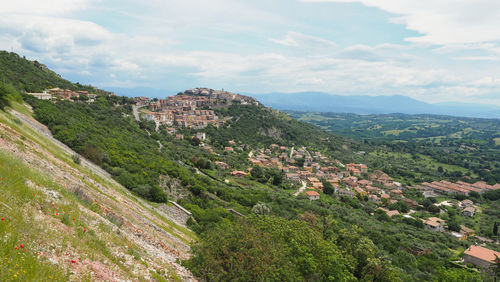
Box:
108;86;500;119
250;92;500;119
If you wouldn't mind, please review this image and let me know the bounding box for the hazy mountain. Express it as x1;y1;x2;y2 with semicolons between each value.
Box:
251;92;500;119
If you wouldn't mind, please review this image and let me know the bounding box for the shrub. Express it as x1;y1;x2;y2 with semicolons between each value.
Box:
72;154;81;164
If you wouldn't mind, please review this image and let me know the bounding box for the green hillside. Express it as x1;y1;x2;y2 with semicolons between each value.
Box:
0;51;106;94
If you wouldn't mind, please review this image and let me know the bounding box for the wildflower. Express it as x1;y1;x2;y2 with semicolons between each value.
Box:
20;244;24;249
52;204;55;207
72;218;76;221
56;213;59;216
65;253;69;256
71;260;76;263
14;246;18;250
78;257;81;261
1;217;4;221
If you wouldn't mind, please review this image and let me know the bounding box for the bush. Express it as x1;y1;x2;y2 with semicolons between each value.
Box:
72;154;81;165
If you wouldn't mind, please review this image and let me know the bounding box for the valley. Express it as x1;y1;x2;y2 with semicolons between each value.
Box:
1;52;500;281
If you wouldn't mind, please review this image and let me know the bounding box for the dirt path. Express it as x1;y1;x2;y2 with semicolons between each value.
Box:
293;180;307;196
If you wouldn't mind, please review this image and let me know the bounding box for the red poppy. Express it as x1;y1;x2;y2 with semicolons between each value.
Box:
71;260;76;264
20;244;24;249
56;213;59;216
14;246;18;250
78;257;81;261
65;253;69;256
52;204;55;207
1;217;4;221
72;218;76;221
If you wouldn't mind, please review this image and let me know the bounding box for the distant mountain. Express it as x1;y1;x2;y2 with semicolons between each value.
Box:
250;92;500;119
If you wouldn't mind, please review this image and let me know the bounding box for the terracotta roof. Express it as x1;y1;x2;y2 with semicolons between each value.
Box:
460;225;474;234
463;206;476;213
464;245;500;263
423;219;440;227
305;191;320;196
386;210;400;217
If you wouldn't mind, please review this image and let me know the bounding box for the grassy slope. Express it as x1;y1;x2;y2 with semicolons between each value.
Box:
0;103;195;280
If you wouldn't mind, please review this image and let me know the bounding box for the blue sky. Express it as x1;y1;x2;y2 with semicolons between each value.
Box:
1;0;500;105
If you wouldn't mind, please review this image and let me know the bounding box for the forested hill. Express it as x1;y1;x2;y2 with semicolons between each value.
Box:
0;51;107;93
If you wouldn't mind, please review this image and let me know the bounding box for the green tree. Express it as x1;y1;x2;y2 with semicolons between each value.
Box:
322;179;335;195
185;216;356;281
0;83;14;110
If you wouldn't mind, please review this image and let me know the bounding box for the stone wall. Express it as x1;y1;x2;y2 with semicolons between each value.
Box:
157;201;193;226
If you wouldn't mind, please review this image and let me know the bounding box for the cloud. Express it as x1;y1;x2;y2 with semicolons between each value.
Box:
270;31;337;49
0;0;499;106
301;0;500;45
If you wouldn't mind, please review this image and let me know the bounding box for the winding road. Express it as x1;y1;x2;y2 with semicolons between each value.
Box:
293;180;307;196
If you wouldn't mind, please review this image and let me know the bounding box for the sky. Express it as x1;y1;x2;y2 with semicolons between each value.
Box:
1;0;500;105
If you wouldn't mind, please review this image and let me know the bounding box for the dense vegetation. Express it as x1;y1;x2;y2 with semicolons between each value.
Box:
0;51;108;94
290;111;500;185
25;96;495;280
3;54;497;280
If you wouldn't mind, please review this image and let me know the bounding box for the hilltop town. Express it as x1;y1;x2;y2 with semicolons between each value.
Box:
135;88;258;129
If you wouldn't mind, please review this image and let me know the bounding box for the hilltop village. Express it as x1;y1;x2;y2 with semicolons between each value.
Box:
135;88;258;129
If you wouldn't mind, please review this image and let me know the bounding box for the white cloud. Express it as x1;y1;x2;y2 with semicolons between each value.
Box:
301;0;500;45
270;31;337;49
0;0;498;105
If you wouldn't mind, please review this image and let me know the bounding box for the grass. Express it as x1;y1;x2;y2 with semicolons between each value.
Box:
494;137;500;146
0;152;69;281
0;104;196;279
2;102;197;242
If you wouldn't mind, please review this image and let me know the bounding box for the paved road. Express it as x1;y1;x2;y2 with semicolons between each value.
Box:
132;104;146;122
293;180;307;196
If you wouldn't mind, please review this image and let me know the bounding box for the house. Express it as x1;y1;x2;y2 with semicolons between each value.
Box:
423;217;445;232
166;127;176;134
305;190;320;201
390;189;403;197
285;173;301;182
231;171;248;178
312;182;324;190
28;92;52;100
369;194;381;203
175;134;184;140
354;187;367;195
357;180;372;187
463;206;476;217
402;198;418;208
195;132;206;141
460;225;475;237
381;193;391;200
460;199;473;208
378;208;400;217
369;170;394;186
337;189;355;198
224;147;234;152
463;245;500;269
215;161;229;169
